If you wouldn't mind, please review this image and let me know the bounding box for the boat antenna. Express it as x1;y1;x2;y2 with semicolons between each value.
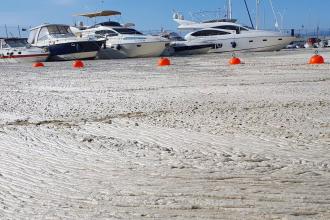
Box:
4;25;9;38
18;25;21;38
243;0;255;29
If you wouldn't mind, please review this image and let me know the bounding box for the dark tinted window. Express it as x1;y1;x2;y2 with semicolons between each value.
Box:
99;21;121;27
112;28;143;35
95;30;118;37
191;30;230;37
214;25;248;34
91;21;122;28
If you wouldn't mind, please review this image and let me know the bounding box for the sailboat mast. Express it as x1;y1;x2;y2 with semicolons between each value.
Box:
256;0;260;29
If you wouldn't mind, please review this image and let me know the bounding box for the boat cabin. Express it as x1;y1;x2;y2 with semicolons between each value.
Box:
28;24;75;44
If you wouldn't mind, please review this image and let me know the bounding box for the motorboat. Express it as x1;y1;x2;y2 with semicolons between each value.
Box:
28;24;104;61
0;38;49;63
161;32;213;56
173;12;296;53
73;10;169;59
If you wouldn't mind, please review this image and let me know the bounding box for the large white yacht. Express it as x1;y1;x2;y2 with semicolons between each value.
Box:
0;38;49;63
73;10;169;59
173;13;296;53
28;24;103;61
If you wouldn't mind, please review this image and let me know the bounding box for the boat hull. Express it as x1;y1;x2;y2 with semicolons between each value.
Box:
99;41;168;59
205;36;296;53
46;41;102;61
0;46;49;63
0;54;49;63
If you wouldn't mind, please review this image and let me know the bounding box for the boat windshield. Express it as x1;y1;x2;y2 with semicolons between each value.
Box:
4;38;28;48
112;28;143;35
47;25;75;38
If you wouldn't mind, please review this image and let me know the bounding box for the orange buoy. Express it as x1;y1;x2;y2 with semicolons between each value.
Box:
309;54;324;64
158;57;171;66
33;62;45;68
73;60;85;68
229;57;241;65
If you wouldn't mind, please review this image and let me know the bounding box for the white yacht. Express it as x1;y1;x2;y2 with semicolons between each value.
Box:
173;13;296;53
73;10;169;59
28;24;103;61
0;38;49;63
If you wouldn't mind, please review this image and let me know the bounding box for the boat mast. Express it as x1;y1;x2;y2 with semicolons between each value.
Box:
256;0;260;29
227;0;232;19
268;0;279;30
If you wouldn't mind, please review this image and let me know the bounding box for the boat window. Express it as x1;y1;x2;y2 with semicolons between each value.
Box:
58;26;70;34
214;25;248;34
112;28;143;35
191;30;230;37
95;30;118;37
4;38;28;48
28;29;38;44
38;27;50;41
47;25;75;38
98;21;122;27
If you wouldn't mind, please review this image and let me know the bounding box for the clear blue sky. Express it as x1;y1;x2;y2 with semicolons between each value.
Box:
0;0;328;31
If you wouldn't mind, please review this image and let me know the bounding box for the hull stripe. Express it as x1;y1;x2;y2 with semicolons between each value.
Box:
0;54;48;59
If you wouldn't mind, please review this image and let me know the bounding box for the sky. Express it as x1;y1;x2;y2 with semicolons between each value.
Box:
0;0;329;35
